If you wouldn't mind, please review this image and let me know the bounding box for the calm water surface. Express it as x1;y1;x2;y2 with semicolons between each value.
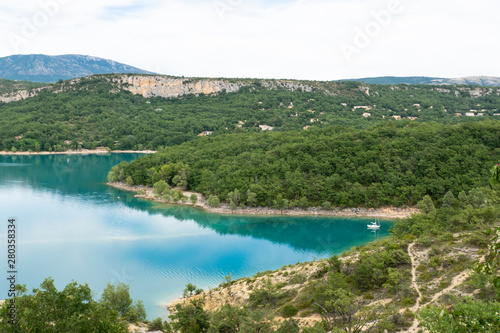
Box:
0;154;391;319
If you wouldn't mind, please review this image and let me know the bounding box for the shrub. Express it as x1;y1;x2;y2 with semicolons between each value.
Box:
190;194;198;204
148;317;165;331
280;304;299;318
208;195;220;208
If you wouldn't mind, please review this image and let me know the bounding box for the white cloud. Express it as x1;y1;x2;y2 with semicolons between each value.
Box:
0;0;499;80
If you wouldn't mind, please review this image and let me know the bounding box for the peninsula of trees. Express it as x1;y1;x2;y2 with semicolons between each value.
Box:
108;121;499;209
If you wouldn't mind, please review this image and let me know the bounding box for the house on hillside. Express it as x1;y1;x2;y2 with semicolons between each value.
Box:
353;106;371;111
362;113;371;117
259;125;274;131
465;113;475;117
198;131;213;136
392;115;401;120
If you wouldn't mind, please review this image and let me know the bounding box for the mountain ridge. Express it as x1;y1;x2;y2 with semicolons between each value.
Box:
0;54;154;83
344;75;500;86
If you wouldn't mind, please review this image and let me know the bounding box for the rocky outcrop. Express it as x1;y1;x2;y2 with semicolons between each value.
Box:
261;80;315;92
0;86;49;103
110;75;251;98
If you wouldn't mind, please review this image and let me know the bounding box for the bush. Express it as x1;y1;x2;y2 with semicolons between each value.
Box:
208;195;220;208
153;180;170;196
280;304;299;318
276;319;300;333
148;317;165;331
321;201;332;210
190;194;198;204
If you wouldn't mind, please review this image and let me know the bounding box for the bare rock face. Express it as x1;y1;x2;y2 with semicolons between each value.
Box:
111;75;250;98
0;87;49;103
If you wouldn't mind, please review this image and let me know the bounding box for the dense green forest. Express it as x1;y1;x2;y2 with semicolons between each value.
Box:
109;121;500;208
1;75;499;152
0;78;48;95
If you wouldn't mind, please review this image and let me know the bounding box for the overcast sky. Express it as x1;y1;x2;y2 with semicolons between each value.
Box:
1;0;499;80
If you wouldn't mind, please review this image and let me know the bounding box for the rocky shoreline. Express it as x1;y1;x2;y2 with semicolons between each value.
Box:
108;182;419;219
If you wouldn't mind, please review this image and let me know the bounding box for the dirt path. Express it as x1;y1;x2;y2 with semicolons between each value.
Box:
428;270;471;304
405;242;474;333
407;242;423;332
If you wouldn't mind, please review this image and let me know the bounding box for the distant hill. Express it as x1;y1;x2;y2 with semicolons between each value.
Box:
0;54;155;83
344;76;500;86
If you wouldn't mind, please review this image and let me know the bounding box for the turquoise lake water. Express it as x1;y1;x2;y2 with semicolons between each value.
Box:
0;154;391;319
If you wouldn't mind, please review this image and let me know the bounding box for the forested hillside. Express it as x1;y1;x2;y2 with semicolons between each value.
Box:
109;121;500;208
1;74;499;152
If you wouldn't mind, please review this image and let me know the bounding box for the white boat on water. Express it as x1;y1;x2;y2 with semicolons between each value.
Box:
367;218;380;229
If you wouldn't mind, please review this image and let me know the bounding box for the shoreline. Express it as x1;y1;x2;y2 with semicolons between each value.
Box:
108;182;419;219
0;149;156;155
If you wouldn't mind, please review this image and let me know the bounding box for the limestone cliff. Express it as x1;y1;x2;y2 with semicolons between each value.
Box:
110;75;251;98
0;87;50;103
0;74;320;103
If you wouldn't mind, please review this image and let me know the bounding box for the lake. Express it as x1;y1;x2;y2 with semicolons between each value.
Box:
0;153;391;319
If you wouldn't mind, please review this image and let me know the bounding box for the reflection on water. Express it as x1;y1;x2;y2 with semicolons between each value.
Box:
0;154;391;319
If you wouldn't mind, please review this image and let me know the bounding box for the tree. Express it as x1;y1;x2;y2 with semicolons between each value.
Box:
228;189;241;206
0;278;128;332
208;195;220;208
273;194;289;212
441;190;455;208
299;196;310;210
149;317;171;332
322;201;332;210
172;175;182;187
169;299;210;333
490;162;500;186
383;268;403;295
183;283;198;298
229;199;237;211
190;193;198;205
126;176;134;186
100;282;133;317
246;190;257;207
457;190;467;208
417;195;435;214
125;300;147;323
